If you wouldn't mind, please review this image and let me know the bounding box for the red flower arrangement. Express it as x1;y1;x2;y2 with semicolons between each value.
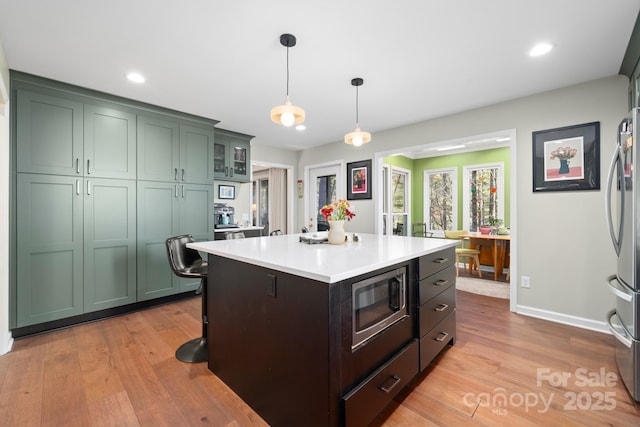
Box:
320;199;356;221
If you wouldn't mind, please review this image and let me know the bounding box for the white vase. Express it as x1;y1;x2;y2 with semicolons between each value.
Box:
328;220;346;245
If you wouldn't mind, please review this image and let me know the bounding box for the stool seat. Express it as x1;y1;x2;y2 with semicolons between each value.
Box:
166;234;209;363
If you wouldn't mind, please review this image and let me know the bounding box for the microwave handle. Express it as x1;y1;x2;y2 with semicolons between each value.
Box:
388;276;403;311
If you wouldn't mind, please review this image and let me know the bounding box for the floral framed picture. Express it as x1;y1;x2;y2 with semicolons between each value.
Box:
532;122;600;192
347;159;372;200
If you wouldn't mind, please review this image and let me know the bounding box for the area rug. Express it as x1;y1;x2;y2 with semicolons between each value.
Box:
455;275;510;299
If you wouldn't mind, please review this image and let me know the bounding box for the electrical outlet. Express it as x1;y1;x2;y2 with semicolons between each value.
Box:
521;276;531;289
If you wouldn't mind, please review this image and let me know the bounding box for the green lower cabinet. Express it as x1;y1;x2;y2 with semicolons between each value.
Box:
137;181;213;300
16;174;138;326
83;178;137;312
16;174;84;327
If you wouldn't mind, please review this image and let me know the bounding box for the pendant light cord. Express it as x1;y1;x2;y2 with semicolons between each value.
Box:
355;85;359;125
286;46;290;97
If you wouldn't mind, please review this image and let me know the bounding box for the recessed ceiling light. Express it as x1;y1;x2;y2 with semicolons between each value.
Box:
126;72;145;83
296;124;306;131
529;42;553;57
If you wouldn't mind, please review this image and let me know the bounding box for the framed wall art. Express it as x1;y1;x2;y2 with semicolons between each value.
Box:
218;184;235;199
347;159;372;200
532;121;600;192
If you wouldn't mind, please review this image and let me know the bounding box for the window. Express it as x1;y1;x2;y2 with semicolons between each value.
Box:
381;165;411;236
315;174;336;231
462;163;504;231
424;168;457;237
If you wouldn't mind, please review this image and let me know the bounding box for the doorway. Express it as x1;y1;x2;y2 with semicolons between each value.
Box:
374;129;517;311
304;161;344;233
250;161;294;234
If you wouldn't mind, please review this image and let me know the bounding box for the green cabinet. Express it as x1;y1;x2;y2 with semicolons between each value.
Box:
83;178;137;312
84;104;137;179
16;90;83;176
137;181;213;300
213;128;252;182
15;174;137;326
16;174;84;326
137;117;215;184
16;90;137;179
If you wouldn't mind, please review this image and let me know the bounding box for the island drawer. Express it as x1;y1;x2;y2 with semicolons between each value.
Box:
418;264;455;304
418;247;455;280
418;285;456;337
343;339;419;427
419;311;456;372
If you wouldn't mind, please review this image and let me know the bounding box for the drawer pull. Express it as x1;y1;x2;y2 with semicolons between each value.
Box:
435;303;449;312
435;332;449;342
434;279;449;287
433;257;448;264
379;375;401;394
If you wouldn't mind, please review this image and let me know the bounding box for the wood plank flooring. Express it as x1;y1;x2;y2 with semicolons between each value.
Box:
1;290;639;426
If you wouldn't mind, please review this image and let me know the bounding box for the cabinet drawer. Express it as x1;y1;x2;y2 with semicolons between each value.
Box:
418;285;456;337
418;264;455;304
418;247;455;280
420;311;456;372
343;340;419;427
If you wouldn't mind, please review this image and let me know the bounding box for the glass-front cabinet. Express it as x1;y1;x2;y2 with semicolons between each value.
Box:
214;128;253;182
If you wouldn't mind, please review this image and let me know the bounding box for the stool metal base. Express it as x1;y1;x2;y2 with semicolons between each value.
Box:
175;337;208;363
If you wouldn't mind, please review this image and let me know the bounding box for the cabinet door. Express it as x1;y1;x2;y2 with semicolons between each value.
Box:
179;183;214;292
16;174;84;327
84;105;137;179
230;140;250;182
84;178;137;312
137;181;180;300
16;90;83;175
213;140;230;180
180;124;214;184
137;116;180;182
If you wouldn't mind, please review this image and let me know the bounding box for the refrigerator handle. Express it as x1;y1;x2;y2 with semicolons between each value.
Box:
606;274;633;302
605;145;624;256
607;309;633;349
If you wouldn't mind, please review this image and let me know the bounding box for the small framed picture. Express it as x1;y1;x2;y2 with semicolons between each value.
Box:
532;122;600;192
218;184;235;199
347;159;372;200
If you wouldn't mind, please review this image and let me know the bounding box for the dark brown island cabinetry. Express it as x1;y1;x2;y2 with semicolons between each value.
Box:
205;244;456;427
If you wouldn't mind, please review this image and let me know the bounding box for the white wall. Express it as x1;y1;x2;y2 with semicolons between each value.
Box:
297;75;629;329
0;39;13;354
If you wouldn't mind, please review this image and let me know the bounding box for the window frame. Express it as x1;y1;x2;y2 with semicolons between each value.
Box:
423;167;458;238
462;162;505;232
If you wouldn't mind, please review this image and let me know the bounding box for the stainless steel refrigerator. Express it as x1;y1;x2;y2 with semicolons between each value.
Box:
606;107;640;401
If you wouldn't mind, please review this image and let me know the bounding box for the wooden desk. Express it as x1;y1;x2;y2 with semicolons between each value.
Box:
462;233;510;281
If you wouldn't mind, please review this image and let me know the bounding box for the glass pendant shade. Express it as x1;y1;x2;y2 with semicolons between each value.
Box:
271;96;305;126
344;125;371;146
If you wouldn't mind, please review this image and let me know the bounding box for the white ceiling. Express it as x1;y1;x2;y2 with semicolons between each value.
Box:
0;1;638;151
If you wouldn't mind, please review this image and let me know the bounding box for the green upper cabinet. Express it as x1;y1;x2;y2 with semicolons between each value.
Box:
16;89;83;176
16;90;137;179
213;128;253;182
138;116;215;184
84;104;137;179
137;115;180;182
180;124;215;184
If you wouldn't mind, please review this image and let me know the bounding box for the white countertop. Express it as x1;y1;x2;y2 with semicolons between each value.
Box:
188;233;457;283
213;225;264;233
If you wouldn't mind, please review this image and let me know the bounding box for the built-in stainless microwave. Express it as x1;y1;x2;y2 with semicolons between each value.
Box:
352;267;408;350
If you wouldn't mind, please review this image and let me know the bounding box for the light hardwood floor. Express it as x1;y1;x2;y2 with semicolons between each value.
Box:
1;290;639;426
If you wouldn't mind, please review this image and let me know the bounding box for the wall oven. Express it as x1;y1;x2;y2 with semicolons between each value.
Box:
352;266;408;350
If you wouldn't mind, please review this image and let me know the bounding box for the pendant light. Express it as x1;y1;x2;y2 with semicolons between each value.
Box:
344;77;371;146
271;33;305;127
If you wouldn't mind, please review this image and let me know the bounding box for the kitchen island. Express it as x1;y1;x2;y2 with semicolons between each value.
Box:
189;233;458;426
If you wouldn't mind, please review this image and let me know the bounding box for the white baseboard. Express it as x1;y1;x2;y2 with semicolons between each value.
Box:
0;330;13;356
516;304;610;334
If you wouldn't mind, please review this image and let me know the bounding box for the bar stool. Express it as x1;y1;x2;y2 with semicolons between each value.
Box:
165;234;208;363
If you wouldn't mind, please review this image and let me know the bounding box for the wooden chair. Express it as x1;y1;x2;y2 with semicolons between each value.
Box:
444;230;481;278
